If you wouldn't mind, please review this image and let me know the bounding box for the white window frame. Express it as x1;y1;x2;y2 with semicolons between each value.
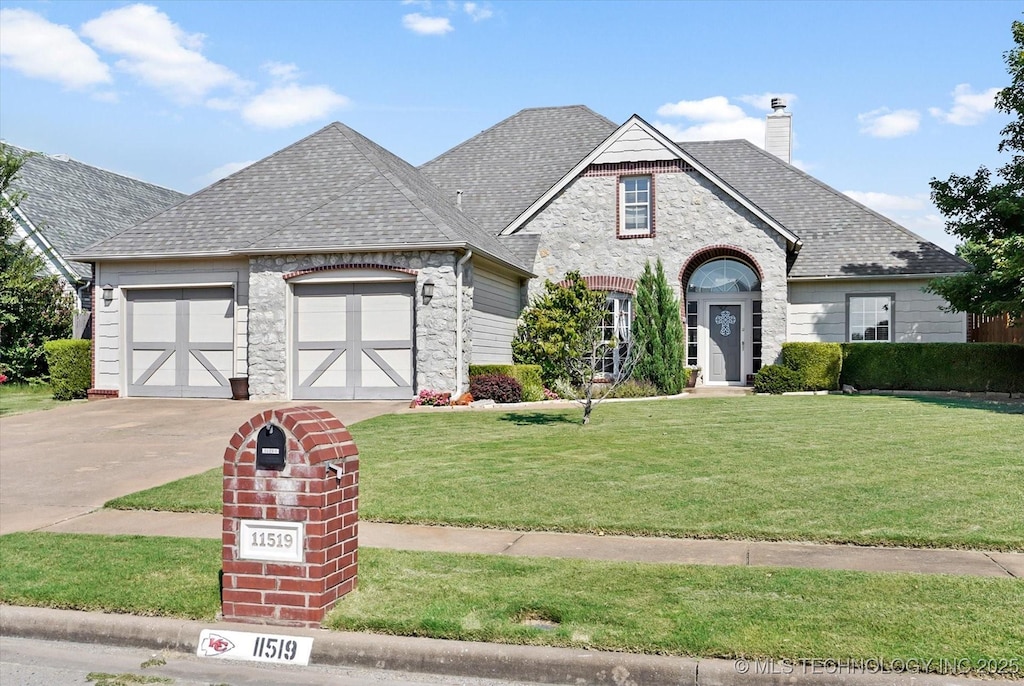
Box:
619;175;652;237
847;294;894;343
600;293;633;378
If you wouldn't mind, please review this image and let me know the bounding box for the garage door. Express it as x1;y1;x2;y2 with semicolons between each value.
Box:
126;288;235;398
293;282;413;400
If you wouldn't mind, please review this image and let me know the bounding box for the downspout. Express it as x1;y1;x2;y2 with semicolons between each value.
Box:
455;249;473;395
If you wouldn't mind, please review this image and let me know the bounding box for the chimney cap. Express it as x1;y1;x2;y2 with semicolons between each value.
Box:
770;97;787;112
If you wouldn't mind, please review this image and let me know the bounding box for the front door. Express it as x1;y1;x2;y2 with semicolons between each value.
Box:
709;304;741;383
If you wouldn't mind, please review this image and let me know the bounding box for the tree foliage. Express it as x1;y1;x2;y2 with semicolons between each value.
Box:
1;144;75;381
512;270;607;386
632;259;687;394
926;20;1024;318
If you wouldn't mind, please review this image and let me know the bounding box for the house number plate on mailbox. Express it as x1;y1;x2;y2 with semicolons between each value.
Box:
239;520;304;563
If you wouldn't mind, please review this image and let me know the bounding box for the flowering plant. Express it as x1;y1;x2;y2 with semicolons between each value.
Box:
543;387;559;400
0;373;7;384
413;389;451;407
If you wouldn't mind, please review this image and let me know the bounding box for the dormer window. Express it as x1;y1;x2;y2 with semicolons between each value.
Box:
619;175;653;238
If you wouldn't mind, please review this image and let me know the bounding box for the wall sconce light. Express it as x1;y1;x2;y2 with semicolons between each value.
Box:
421;279;435;304
102;284;114;302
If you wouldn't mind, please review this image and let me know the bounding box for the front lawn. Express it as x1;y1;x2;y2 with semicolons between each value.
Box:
106;396;1024;551
1;532;1021;674
0;382;60;416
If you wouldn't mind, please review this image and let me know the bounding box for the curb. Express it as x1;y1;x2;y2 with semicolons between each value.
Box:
0;605;997;685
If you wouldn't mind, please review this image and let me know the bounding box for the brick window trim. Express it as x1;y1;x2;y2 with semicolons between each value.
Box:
557;275;637;296
616;174;656;240
282;263;418;281
583;160;694;177
678;245;764;288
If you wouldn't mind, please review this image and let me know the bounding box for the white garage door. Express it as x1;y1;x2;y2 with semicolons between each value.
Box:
126;288;235;398
293;282;414;400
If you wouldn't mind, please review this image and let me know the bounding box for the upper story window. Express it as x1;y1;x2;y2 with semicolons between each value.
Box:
687;258;761;293
848;294;893;342
619;176;652;238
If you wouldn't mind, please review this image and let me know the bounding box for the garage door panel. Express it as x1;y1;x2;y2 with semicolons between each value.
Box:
293;282;413;400
127;287;234;398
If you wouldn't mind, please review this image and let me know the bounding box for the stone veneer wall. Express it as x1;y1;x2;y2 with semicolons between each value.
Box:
522;170;789;366
248;251;468;399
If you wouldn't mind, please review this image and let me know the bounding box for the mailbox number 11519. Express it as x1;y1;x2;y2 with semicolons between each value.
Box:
251;531;294;548
253;636;298;661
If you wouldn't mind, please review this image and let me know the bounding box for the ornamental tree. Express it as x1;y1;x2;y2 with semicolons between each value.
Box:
0;144;75;381
632;259;687;394
926;20;1024;319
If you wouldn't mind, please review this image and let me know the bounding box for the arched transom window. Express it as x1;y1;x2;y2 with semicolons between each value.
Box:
687;258;761;293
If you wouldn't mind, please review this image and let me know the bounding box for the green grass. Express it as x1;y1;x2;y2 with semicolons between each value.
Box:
1;533;1021;674
0;382;60;416
106;396;1024;550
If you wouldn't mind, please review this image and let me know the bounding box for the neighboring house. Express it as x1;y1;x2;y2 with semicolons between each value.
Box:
2;144;185;313
72;105;968;400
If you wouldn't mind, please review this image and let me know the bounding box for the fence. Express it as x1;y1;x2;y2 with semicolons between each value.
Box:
967;313;1024;343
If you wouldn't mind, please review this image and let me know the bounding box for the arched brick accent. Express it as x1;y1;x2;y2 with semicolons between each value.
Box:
557;274;637;295
678;245;764;288
282;263;417;281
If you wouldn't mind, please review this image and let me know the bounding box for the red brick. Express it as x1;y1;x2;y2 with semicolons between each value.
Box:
231;505;264;519
235;575;278;591
342;512;357;528
278;578;324;593
264;563;304;577
223;589;263;604
306;549;327;565
278;606;323;624
342;537;358;555
227;603;277;619
265;592;308;607
224;560;265;575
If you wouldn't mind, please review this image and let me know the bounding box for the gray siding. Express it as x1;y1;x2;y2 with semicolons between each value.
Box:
471;260;522;365
787;279;966;342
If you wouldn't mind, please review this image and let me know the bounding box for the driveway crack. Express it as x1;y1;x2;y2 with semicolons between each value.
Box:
984;552;1017;578
501;533;526;555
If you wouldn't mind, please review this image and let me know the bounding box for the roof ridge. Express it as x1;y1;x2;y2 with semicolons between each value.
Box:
3;142;185;195
419;105;614;169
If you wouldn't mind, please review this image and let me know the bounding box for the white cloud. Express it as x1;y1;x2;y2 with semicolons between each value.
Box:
928;83;999;126
737;92;798;111
81;4;243;103
857;107;920;138
402;13;453;35
198;159;255;186
464;3;493;21
654;95;771;146
264;61;300;82
0;8;111;89
657;96;745;121
242;83;350;128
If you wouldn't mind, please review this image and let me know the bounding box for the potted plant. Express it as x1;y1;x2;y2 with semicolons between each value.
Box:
685;365;701;388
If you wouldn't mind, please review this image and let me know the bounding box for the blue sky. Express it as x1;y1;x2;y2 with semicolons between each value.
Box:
0;1;1017;252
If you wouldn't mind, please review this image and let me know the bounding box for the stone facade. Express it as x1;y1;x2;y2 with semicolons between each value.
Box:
247;251;468;399
521;169;790;368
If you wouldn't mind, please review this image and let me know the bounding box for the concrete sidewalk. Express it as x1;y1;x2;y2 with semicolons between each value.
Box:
39;509;1024;578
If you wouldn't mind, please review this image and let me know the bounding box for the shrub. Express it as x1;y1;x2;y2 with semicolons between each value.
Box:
469;373;523;404
840;342;1024;393
782;342;842;391
633;259;687;394
753;364;801;395
469;364;544;401
608;378;661;398
43;339;91;400
414;389;451;407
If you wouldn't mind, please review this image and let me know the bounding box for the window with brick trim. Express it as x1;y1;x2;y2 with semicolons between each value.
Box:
619;175;652;237
600;292;633;377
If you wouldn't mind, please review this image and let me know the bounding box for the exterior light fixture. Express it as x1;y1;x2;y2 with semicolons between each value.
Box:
422;279;435;304
102;284;114;301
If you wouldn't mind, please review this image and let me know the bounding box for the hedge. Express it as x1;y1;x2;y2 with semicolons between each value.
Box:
469;364;544;401
469;373;523;404
753;364;801;394
43;339;91;400
781;342;842;391
840;343;1024;394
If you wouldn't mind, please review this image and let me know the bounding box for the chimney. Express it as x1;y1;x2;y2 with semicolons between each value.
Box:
765;98;792;164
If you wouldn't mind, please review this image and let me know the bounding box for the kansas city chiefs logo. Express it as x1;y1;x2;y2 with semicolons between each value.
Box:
199;633;235;656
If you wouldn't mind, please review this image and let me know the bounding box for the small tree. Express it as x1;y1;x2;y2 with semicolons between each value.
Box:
0;144;75;381
632;259;687;394
563;304;641;425
513;271;607;386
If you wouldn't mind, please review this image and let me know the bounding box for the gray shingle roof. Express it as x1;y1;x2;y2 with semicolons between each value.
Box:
420;105;617;233
678;140;968;278
6;145;185;279
77;123;532;274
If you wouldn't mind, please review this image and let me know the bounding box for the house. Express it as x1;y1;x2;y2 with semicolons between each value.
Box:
3;144;186;315
72;105;968;399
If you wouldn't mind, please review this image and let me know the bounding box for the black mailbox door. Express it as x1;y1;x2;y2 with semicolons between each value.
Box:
256;424;287;470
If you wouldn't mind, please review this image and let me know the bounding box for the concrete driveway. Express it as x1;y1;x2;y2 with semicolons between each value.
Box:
0;398;405;535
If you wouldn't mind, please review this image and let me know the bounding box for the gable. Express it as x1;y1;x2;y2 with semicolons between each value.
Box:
591;122;678;165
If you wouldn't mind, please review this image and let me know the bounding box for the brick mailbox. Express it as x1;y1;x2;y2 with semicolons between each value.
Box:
222;406;358;627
